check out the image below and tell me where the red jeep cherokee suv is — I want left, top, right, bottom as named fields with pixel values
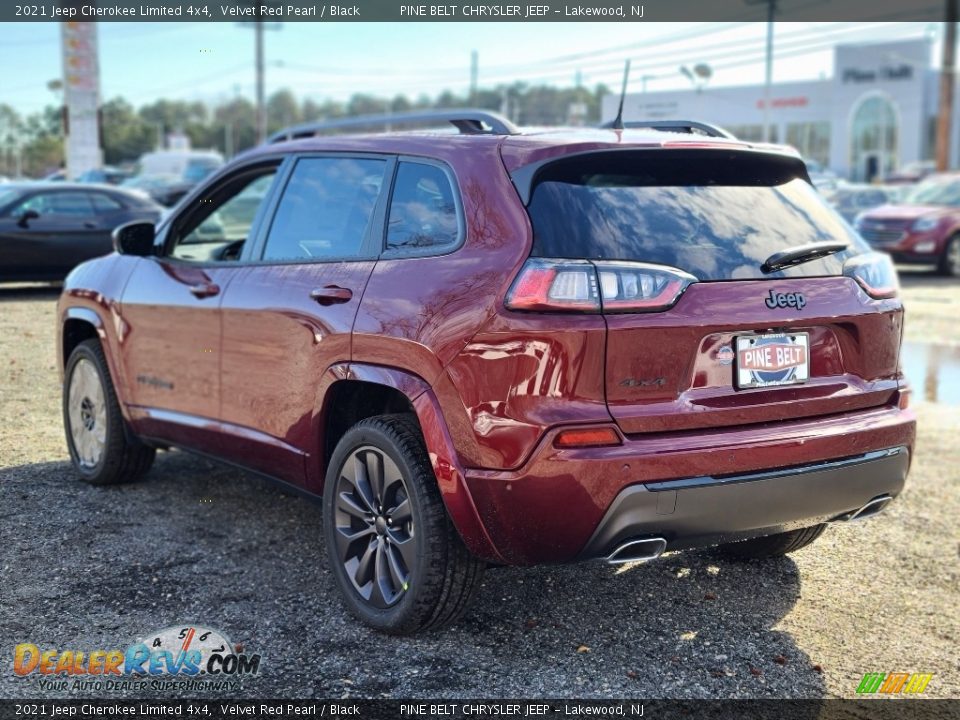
left=58, top=111, right=915, bottom=634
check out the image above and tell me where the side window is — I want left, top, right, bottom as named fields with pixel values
left=90, top=193, right=124, bottom=214
left=386, top=162, right=459, bottom=251
left=14, top=192, right=94, bottom=217
left=47, top=192, right=96, bottom=216
left=261, top=157, right=387, bottom=262
left=169, top=168, right=277, bottom=263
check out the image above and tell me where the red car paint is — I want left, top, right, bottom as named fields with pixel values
left=58, top=128, right=915, bottom=566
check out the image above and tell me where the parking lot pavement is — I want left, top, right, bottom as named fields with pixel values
left=1, top=276, right=957, bottom=699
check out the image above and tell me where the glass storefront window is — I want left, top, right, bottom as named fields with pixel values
left=850, top=94, right=899, bottom=183
left=785, top=122, right=831, bottom=167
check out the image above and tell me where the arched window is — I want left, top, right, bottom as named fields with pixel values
left=850, top=94, right=899, bottom=182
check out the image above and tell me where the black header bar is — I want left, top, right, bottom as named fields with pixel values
left=2, top=0, right=948, bottom=23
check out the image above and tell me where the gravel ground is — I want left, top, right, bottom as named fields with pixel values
left=0, top=269, right=957, bottom=700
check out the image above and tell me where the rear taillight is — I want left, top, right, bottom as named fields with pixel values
left=505, top=259, right=696, bottom=313
left=843, top=252, right=899, bottom=299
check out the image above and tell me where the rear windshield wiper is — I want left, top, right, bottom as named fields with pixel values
left=761, top=241, right=848, bottom=274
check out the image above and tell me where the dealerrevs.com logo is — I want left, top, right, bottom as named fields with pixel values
left=13, top=625, right=262, bottom=692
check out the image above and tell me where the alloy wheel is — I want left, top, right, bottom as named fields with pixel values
left=67, top=358, right=107, bottom=469
left=333, top=445, right=415, bottom=608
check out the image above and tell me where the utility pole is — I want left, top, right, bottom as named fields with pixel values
left=255, top=16, right=266, bottom=142
left=470, top=50, right=478, bottom=106
left=936, top=0, right=958, bottom=171
left=239, top=4, right=281, bottom=144
left=746, top=0, right=777, bottom=142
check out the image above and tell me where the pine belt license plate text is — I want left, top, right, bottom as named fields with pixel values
left=735, top=332, right=810, bottom=389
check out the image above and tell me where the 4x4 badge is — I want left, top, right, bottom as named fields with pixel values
left=765, top=290, right=806, bottom=310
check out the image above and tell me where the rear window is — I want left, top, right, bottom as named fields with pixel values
left=527, top=151, right=867, bottom=281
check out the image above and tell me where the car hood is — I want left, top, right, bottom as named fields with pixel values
left=859, top=204, right=952, bottom=221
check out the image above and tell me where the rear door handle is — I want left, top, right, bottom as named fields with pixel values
left=189, top=282, right=220, bottom=298
left=83, top=221, right=98, bottom=229
left=310, top=286, right=353, bottom=305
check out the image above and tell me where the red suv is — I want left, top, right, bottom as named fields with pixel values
left=58, top=111, right=915, bottom=634
left=854, top=172, right=960, bottom=276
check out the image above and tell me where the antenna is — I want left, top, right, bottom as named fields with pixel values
left=611, top=59, right=631, bottom=130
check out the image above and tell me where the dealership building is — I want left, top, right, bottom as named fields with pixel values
left=602, top=39, right=960, bottom=181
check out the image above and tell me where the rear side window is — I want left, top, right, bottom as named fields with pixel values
left=263, top=157, right=387, bottom=262
left=387, top=162, right=459, bottom=251
left=527, top=151, right=868, bottom=280
left=90, top=193, right=124, bottom=213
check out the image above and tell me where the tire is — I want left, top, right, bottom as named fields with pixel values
left=938, top=234, right=960, bottom=277
left=715, top=524, right=827, bottom=560
left=322, top=414, right=485, bottom=634
left=63, top=339, right=155, bottom=485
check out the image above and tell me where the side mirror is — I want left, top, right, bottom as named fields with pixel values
left=112, top=221, right=156, bottom=257
left=17, top=209, right=39, bottom=228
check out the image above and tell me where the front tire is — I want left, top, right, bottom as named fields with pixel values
left=938, top=234, right=960, bottom=277
left=322, top=414, right=485, bottom=634
left=63, top=339, right=155, bottom=485
left=715, top=524, right=827, bottom=560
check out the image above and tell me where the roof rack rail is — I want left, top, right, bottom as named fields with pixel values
left=599, top=119, right=736, bottom=139
left=267, top=109, right=519, bottom=144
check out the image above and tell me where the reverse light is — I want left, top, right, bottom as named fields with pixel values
left=911, top=216, right=939, bottom=232
left=554, top=427, right=622, bottom=449
left=595, top=262, right=697, bottom=312
left=506, top=259, right=696, bottom=313
left=843, top=252, right=900, bottom=299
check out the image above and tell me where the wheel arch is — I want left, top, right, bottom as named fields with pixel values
left=316, top=363, right=504, bottom=563
left=60, top=308, right=106, bottom=379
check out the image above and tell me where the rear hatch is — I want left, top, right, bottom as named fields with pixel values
left=511, top=148, right=903, bottom=435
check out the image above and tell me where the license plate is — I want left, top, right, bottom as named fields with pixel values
left=735, top=332, right=810, bottom=389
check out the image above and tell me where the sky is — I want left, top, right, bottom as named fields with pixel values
left=0, top=21, right=941, bottom=117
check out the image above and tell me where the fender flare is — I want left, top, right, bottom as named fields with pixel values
left=320, top=362, right=505, bottom=564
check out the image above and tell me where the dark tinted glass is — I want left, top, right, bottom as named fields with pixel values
left=90, top=193, right=124, bottom=213
left=387, top=163, right=459, bottom=251
left=263, top=157, right=387, bottom=261
left=527, top=151, right=868, bottom=281
left=19, top=192, right=95, bottom=217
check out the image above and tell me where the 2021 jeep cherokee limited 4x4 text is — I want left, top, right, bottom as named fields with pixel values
left=58, top=111, right=915, bottom=634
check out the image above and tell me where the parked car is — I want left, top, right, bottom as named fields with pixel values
left=854, top=173, right=960, bottom=276
left=882, top=160, right=936, bottom=185
left=137, top=150, right=224, bottom=184
left=830, top=183, right=904, bottom=224
left=803, top=158, right=839, bottom=195
left=76, top=166, right=133, bottom=186
left=0, top=182, right=162, bottom=283
left=58, top=111, right=914, bottom=634
left=120, top=174, right=194, bottom=207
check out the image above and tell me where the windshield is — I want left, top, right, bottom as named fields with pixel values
left=0, top=188, right=21, bottom=209
left=903, top=179, right=960, bottom=207
left=526, top=151, right=867, bottom=281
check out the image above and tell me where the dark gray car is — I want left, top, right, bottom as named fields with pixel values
left=0, top=183, right=162, bottom=282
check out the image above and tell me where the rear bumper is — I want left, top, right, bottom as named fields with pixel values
left=578, top=446, right=908, bottom=560
left=462, top=405, right=915, bottom=564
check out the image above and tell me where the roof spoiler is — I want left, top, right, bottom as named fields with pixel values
left=599, top=119, right=736, bottom=139
left=267, top=109, right=519, bottom=144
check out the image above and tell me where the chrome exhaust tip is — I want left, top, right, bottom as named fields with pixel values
left=605, top=537, right=668, bottom=565
left=836, top=494, right=894, bottom=522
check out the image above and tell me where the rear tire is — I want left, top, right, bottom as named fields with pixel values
left=938, top=234, right=960, bottom=277
left=322, top=414, right=485, bottom=634
left=63, top=339, right=155, bottom=485
left=715, top=524, right=827, bottom=560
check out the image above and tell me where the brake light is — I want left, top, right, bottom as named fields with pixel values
left=506, top=259, right=696, bottom=313
left=843, top=252, right=899, bottom=299
left=554, top=427, right=622, bottom=449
